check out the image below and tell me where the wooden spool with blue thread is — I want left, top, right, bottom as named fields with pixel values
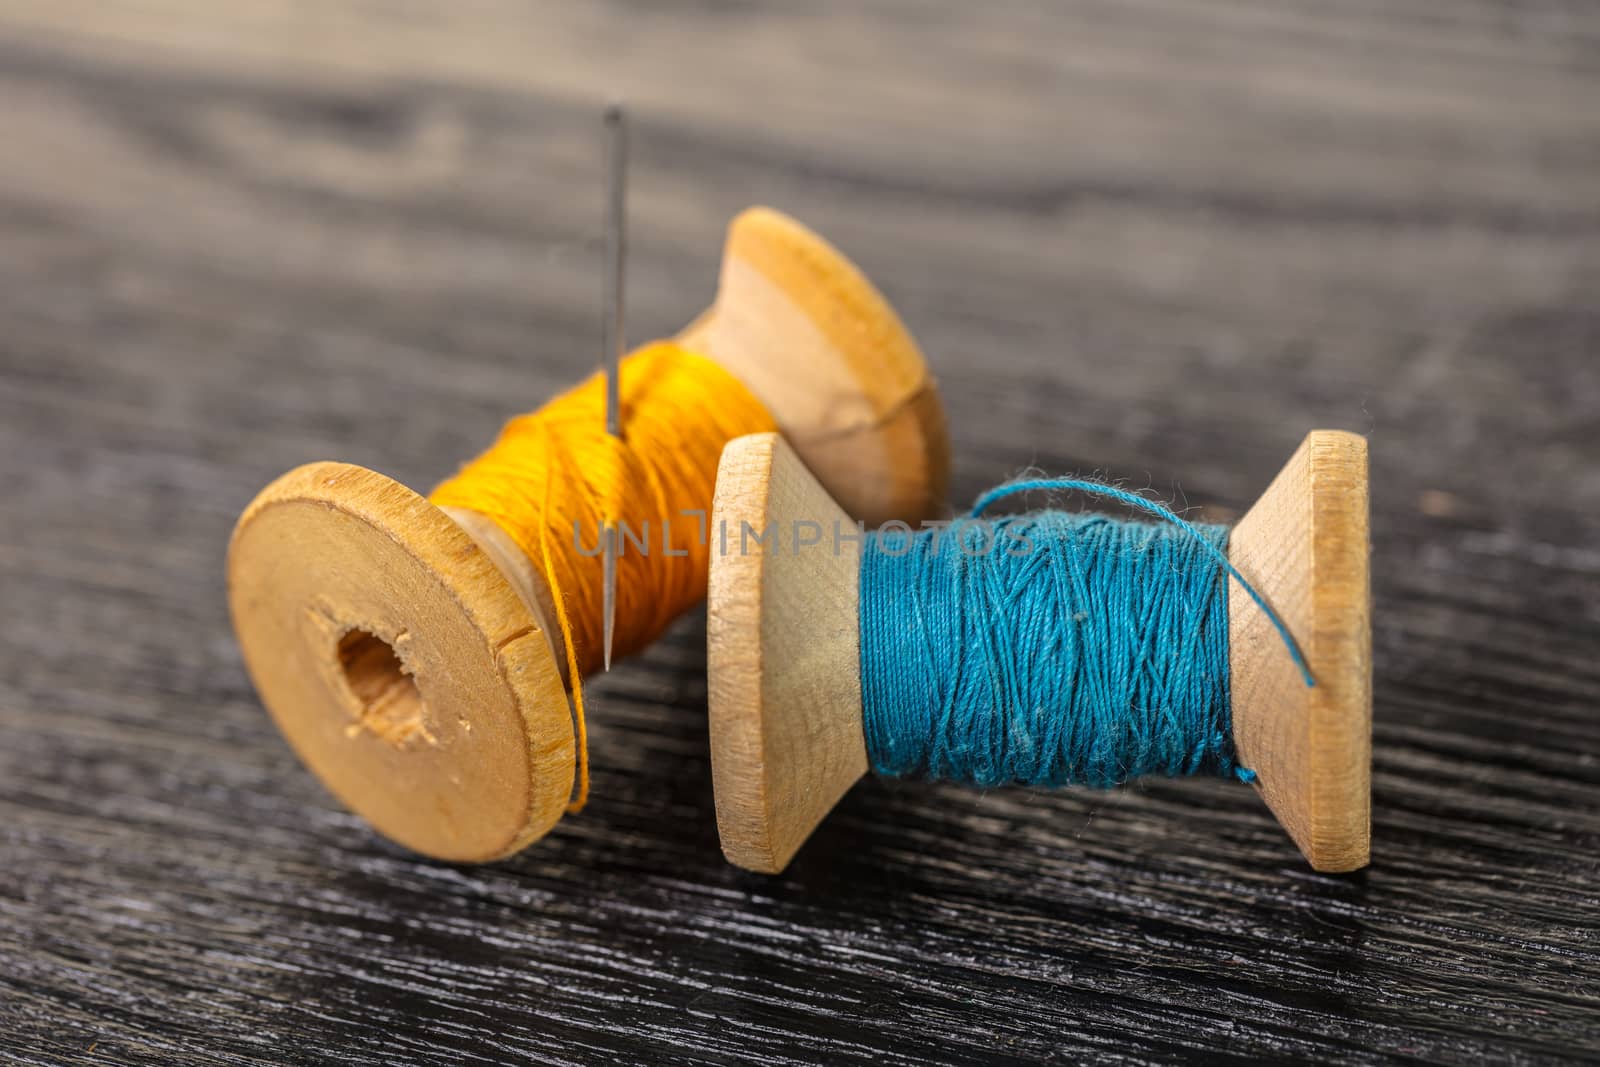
left=707, top=432, right=1371, bottom=874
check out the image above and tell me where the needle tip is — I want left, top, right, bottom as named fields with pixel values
left=602, top=531, right=617, bottom=673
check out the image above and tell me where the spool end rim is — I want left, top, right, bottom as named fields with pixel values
left=707, top=433, right=868, bottom=874
left=227, top=461, right=573, bottom=862
left=1229, top=430, right=1372, bottom=872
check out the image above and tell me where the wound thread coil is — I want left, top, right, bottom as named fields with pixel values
left=862, top=510, right=1241, bottom=788
left=431, top=341, right=777, bottom=807
left=859, top=480, right=1312, bottom=793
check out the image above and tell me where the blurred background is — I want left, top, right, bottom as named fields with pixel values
left=1, top=3, right=1596, bottom=1064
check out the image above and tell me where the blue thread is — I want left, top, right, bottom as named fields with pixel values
left=859, top=480, right=1312, bottom=791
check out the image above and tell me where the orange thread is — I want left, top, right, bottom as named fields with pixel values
left=429, top=341, right=778, bottom=810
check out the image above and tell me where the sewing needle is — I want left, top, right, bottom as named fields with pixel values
left=601, top=103, right=627, bottom=672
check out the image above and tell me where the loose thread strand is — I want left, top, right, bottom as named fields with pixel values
left=539, top=421, right=590, bottom=813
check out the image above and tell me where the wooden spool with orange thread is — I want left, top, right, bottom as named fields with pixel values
left=227, top=208, right=950, bottom=862
left=707, top=431, right=1371, bottom=875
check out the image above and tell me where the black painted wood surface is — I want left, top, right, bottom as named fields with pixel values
left=1, top=3, right=1597, bottom=1063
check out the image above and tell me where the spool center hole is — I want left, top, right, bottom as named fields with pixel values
left=337, top=629, right=430, bottom=748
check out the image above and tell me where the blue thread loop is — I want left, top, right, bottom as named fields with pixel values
left=858, top=479, right=1313, bottom=792
left=973, top=480, right=1314, bottom=688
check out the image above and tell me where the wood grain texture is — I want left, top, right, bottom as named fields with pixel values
left=229, top=461, right=576, bottom=863
left=1230, top=430, right=1372, bottom=872
left=680, top=207, right=950, bottom=529
left=1, top=2, right=1598, bottom=1064
left=708, top=433, right=868, bottom=875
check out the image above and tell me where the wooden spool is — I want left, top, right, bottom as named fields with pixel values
left=708, top=431, right=1371, bottom=874
left=227, top=208, right=950, bottom=863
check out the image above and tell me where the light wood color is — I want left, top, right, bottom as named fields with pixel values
left=707, top=431, right=1370, bottom=874
left=707, top=433, right=867, bottom=875
left=227, top=208, right=949, bottom=862
left=228, top=463, right=573, bottom=862
left=1228, top=431, right=1371, bottom=872
left=681, top=208, right=948, bottom=528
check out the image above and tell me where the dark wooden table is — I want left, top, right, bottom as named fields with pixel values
left=2, top=4, right=1597, bottom=1063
